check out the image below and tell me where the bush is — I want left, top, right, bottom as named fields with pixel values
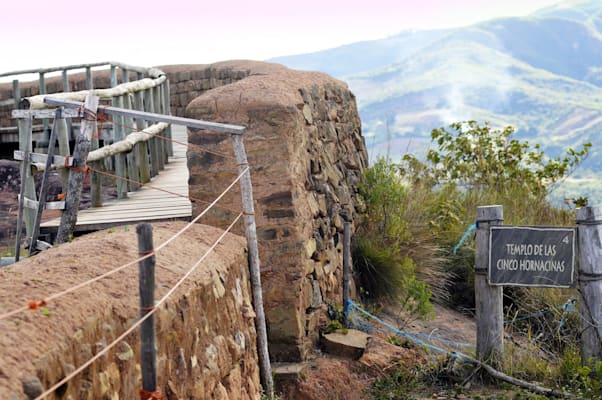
left=353, top=158, right=445, bottom=318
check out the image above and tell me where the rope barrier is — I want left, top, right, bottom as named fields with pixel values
left=0, top=167, right=249, bottom=323
left=346, top=300, right=466, bottom=359
left=453, top=222, right=477, bottom=255
left=33, top=212, right=243, bottom=400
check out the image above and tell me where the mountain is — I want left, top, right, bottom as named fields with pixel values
left=269, top=0, right=602, bottom=199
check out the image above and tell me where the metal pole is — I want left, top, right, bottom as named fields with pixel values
left=230, top=133, right=273, bottom=398
left=576, top=206, right=602, bottom=363
left=475, top=205, right=504, bottom=366
left=137, top=223, right=157, bottom=394
left=43, top=97, right=245, bottom=134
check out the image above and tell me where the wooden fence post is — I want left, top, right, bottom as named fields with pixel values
left=38, top=72, right=49, bottom=148
left=137, top=223, right=158, bottom=397
left=133, top=91, right=151, bottom=184
left=28, top=109, right=61, bottom=255
left=55, top=95, right=99, bottom=244
left=144, top=88, right=159, bottom=178
left=475, top=205, right=504, bottom=366
left=61, top=70, right=73, bottom=137
left=576, top=206, right=602, bottom=363
left=123, top=94, right=140, bottom=191
left=12, top=79, right=20, bottom=109
left=231, top=133, right=273, bottom=398
left=57, top=115, right=71, bottom=191
left=112, top=95, right=128, bottom=199
left=343, top=221, right=352, bottom=326
left=14, top=115, right=34, bottom=261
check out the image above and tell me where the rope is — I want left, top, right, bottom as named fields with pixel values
left=111, top=118, right=236, bottom=160
left=86, top=166, right=242, bottom=214
left=33, top=212, right=243, bottom=400
left=140, top=388, right=163, bottom=400
left=0, top=167, right=248, bottom=323
left=346, top=300, right=466, bottom=359
left=502, top=298, right=576, bottom=333
left=453, top=222, right=477, bottom=255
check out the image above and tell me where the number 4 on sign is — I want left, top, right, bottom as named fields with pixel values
left=562, top=236, right=570, bottom=244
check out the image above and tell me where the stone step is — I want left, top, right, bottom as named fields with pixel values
left=322, top=329, right=370, bottom=359
left=272, top=362, right=312, bottom=398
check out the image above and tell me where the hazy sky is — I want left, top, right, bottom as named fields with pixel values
left=1, top=0, right=563, bottom=74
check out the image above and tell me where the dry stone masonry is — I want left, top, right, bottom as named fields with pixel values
left=180, top=61, right=368, bottom=361
left=0, top=222, right=260, bottom=399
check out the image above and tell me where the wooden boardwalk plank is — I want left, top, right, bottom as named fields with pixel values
left=41, top=125, right=192, bottom=232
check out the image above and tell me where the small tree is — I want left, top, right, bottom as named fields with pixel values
left=418, top=120, right=591, bottom=199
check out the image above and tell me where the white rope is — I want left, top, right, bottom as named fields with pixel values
left=0, top=167, right=249, bottom=322
left=34, top=212, right=243, bottom=400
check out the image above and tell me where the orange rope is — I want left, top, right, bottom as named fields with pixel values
left=0, top=167, right=249, bottom=323
left=32, top=212, right=243, bottom=400
left=140, top=388, right=163, bottom=400
left=109, top=117, right=236, bottom=160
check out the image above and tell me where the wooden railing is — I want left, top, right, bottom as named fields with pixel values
left=6, top=62, right=175, bottom=252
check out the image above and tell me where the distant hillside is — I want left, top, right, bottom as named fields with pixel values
left=270, top=0, right=602, bottom=200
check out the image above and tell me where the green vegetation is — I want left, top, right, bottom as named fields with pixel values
left=357, top=121, right=595, bottom=398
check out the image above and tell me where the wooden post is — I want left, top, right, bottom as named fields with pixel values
left=57, top=117, right=71, bottom=192
left=38, top=72, right=49, bottom=149
left=137, top=223, right=157, bottom=394
left=343, top=221, right=352, bottom=325
left=29, top=109, right=61, bottom=255
left=122, top=68, right=130, bottom=83
left=61, top=71, right=73, bottom=138
left=12, top=79, right=20, bottom=109
left=576, top=206, right=602, bottom=363
left=112, top=95, right=128, bottom=199
left=162, top=80, right=174, bottom=156
left=133, top=91, right=151, bottom=184
left=85, top=66, right=93, bottom=90
left=144, top=88, right=159, bottom=178
left=230, top=133, right=273, bottom=398
left=55, top=95, right=99, bottom=244
left=14, top=115, right=34, bottom=261
left=153, top=86, right=165, bottom=171
left=90, top=102, right=102, bottom=207
left=475, top=205, right=504, bottom=366
left=123, top=94, right=140, bottom=191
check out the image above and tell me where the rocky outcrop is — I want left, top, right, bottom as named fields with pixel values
left=182, top=61, right=368, bottom=361
left=0, top=222, right=260, bottom=399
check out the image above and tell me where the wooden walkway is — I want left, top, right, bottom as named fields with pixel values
left=40, top=125, right=191, bottom=233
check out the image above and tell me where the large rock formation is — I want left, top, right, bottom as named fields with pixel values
left=181, top=61, right=368, bottom=361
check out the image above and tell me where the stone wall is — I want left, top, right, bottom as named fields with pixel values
left=181, top=61, right=368, bottom=361
left=0, top=60, right=369, bottom=364
left=0, top=222, right=261, bottom=399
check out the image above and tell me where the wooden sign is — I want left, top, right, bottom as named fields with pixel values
left=488, top=226, right=576, bottom=288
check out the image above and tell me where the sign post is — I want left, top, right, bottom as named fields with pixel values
left=576, top=206, right=602, bottom=363
left=475, top=205, right=504, bottom=366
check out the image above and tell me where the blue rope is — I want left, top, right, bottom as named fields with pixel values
left=346, top=300, right=467, bottom=359
left=453, top=222, right=477, bottom=255
left=503, top=297, right=576, bottom=332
